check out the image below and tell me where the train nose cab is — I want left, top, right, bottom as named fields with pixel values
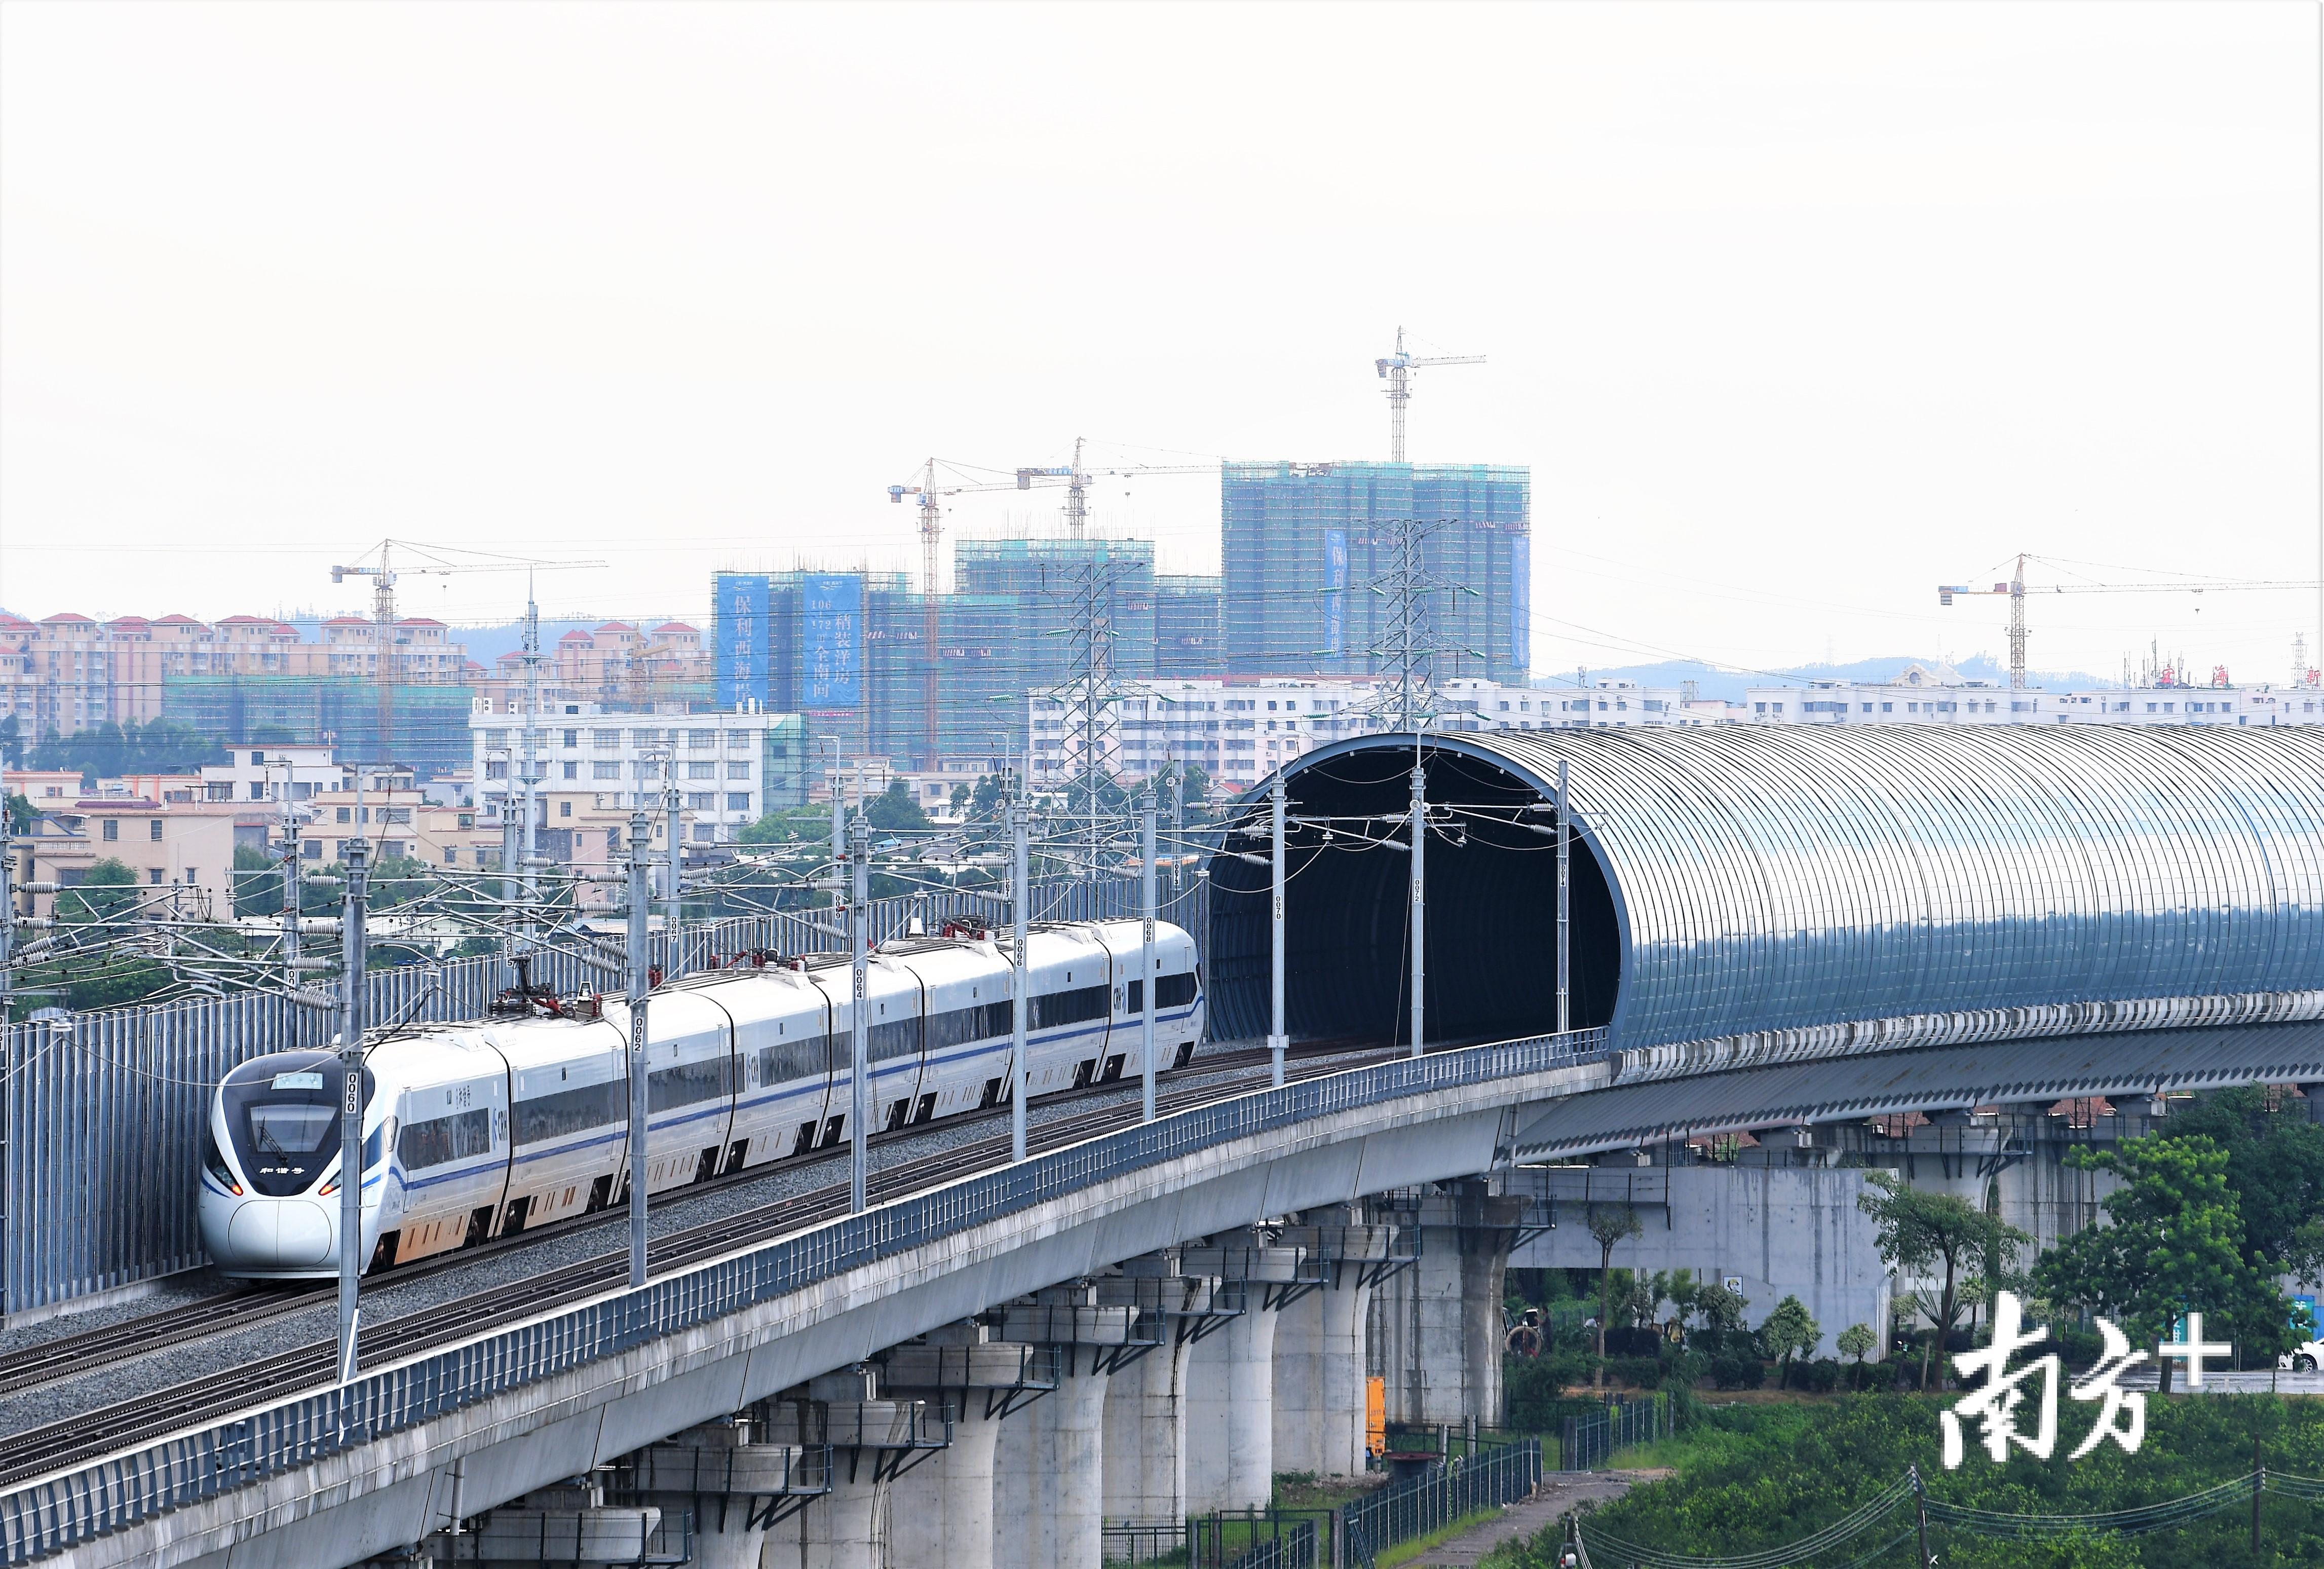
left=199, top=1050, right=392, bottom=1280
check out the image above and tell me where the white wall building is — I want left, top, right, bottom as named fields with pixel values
left=1742, top=662, right=2322, bottom=729
left=199, top=744, right=343, bottom=803
left=1031, top=674, right=1696, bottom=794
left=468, top=700, right=803, bottom=844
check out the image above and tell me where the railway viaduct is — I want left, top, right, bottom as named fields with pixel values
left=3, top=727, right=2319, bottom=1568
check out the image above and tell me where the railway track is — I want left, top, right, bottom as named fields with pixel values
left=0, top=1040, right=1390, bottom=1488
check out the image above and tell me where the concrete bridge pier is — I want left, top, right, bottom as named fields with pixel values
left=616, top=1420, right=828, bottom=1569
left=1372, top=1182, right=1526, bottom=1428
left=1096, top=1257, right=1229, bottom=1531
left=426, top=1479, right=661, bottom=1566
left=993, top=1286, right=1137, bottom=1569
left=881, top=1327, right=1052, bottom=1569
left=1271, top=1211, right=1396, bottom=1477
left=756, top=1369, right=946, bottom=1569
left=1182, top=1237, right=1309, bottom=1512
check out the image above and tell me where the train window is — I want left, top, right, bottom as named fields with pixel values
left=1033, top=984, right=1108, bottom=1031
left=513, top=1080, right=623, bottom=1144
left=757, top=1033, right=831, bottom=1086
left=1157, top=974, right=1197, bottom=1009
left=925, top=1000, right=1013, bottom=1051
left=1125, top=979, right=1140, bottom=1015
left=868, top=1015, right=920, bottom=1063
left=398, top=1107, right=494, bottom=1170
left=649, top=1057, right=735, bottom=1112
left=219, top=1054, right=376, bottom=1198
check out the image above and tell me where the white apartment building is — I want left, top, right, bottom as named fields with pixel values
left=468, top=699, right=803, bottom=844
left=1742, top=662, right=2323, bottom=728
left=200, top=744, right=343, bottom=803
left=1031, top=674, right=1696, bottom=794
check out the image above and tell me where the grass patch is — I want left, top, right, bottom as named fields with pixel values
left=1485, top=1394, right=2324, bottom=1568
left=1374, top=1506, right=1503, bottom=1567
left=1273, top=1471, right=1382, bottom=1513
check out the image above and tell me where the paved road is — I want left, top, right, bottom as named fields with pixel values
left=2117, top=1368, right=2324, bottom=1394
left=1403, top=1470, right=1667, bottom=1567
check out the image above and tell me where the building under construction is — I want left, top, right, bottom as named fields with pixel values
left=716, top=545, right=1176, bottom=768
left=1221, top=460, right=1531, bottom=682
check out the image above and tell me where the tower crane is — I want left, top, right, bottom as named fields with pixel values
left=1937, top=552, right=2322, bottom=691
left=1375, top=326, right=1484, bottom=463
left=328, top=541, right=602, bottom=764
left=888, top=443, right=1220, bottom=767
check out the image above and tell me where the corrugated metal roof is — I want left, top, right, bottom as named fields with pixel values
left=1230, top=726, right=2324, bottom=1053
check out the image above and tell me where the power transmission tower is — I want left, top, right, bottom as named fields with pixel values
left=1042, top=553, right=1135, bottom=891
left=1352, top=515, right=1476, bottom=1059
left=1359, top=515, right=1477, bottom=731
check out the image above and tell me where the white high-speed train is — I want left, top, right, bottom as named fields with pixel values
left=200, top=919, right=1203, bottom=1281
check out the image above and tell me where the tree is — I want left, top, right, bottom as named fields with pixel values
left=2033, top=1134, right=2296, bottom=1393
left=1758, top=1294, right=1821, bottom=1388
left=231, top=843, right=280, bottom=917
left=863, top=780, right=931, bottom=834
left=4, top=792, right=34, bottom=833
left=27, top=718, right=226, bottom=782
left=1836, top=1321, right=1877, bottom=1373
left=2159, top=1087, right=2324, bottom=1289
left=948, top=783, right=971, bottom=817
left=1857, top=1170, right=2029, bottom=1390
left=1664, top=1267, right=1701, bottom=1331
left=0, top=714, right=21, bottom=769
left=1587, top=1203, right=1644, bottom=1387
left=1694, top=1280, right=1748, bottom=1337
left=736, top=804, right=836, bottom=845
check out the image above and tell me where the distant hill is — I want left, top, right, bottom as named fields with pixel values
left=1530, top=655, right=2112, bottom=704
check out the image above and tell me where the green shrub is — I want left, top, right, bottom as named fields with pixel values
left=1801, top=1358, right=1842, bottom=1393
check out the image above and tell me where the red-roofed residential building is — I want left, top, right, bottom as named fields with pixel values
left=474, top=620, right=714, bottom=712
left=3, top=610, right=469, bottom=740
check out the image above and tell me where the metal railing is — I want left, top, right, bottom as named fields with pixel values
left=1560, top=1393, right=1668, bottom=1472
left=437, top=1505, right=693, bottom=1565
left=1341, top=1438, right=1543, bottom=1569
left=1184, top=1508, right=1331, bottom=1568
left=1228, top=1517, right=1318, bottom=1569
left=0, top=877, right=1205, bottom=1317
left=1103, top=1517, right=1186, bottom=1564
left=0, top=1023, right=1603, bottom=1563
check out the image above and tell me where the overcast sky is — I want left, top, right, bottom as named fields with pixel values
left=3, top=2, right=2316, bottom=684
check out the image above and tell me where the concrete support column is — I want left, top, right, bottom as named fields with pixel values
left=1186, top=1288, right=1281, bottom=1512
left=884, top=1329, right=1049, bottom=1569
left=992, top=1399, right=1033, bottom=1569
left=1030, top=1348, right=1110, bottom=1569
left=1180, top=1237, right=1307, bottom=1513
left=1101, top=1332, right=1196, bottom=1528
left=991, top=1287, right=1133, bottom=1569
left=1270, top=1214, right=1393, bottom=1475
left=1317, top=1275, right=1375, bottom=1476
left=622, top=1422, right=823, bottom=1569
left=757, top=1370, right=943, bottom=1569
left=797, top=1461, right=886, bottom=1569
left=1271, top=1286, right=1328, bottom=1478
left=1375, top=1185, right=1522, bottom=1427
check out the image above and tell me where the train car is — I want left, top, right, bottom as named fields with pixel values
left=201, top=918, right=1204, bottom=1281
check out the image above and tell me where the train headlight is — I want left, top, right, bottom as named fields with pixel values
left=202, top=1127, right=242, bottom=1197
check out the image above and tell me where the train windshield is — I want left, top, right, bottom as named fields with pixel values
left=219, top=1052, right=376, bottom=1198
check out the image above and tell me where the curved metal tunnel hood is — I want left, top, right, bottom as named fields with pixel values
left=1206, top=725, right=2324, bottom=1053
